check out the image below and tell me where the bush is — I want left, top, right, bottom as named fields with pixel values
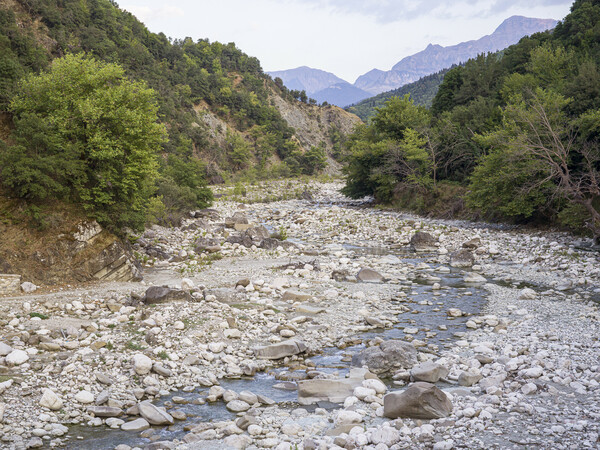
left=0, top=53, right=166, bottom=231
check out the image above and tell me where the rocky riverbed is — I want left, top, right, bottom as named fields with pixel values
left=0, top=181, right=599, bottom=450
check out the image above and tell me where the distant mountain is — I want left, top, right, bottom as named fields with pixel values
left=269, top=16, right=556, bottom=107
left=347, top=68, right=451, bottom=121
left=267, top=66, right=371, bottom=107
left=268, top=66, right=347, bottom=94
left=312, top=83, right=373, bottom=107
left=355, top=16, right=558, bottom=95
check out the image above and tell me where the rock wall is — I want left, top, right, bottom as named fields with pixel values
left=0, top=274, right=20, bottom=295
left=0, top=220, right=142, bottom=287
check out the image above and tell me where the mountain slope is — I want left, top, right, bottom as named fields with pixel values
left=0, top=0, right=360, bottom=182
left=355, top=16, right=557, bottom=95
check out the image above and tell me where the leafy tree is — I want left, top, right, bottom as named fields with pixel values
left=0, top=53, right=166, bottom=230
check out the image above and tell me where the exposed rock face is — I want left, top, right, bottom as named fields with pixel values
left=0, top=274, right=20, bottom=295
left=384, top=382, right=453, bottom=419
left=410, top=232, right=438, bottom=252
left=352, top=340, right=418, bottom=375
left=0, top=220, right=141, bottom=286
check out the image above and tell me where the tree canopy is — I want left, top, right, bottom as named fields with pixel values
left=0, top=53, right=166, bottom=231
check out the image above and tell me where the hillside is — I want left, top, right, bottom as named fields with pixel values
left=347, top=68, right=451, bottom=121
left=355, top=16, right=557, bottom=95
left=342, top=0, right=600, bottom=241
left=0, top=0, right=360, bottom=182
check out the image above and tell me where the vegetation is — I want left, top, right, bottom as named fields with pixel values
left=1, top=54, right=165, bottom=230
left=0, top=0, right=331, bottom=231
left=342, top=0, right=600, bottom=241
left=347, top=69, right=450, bottom=121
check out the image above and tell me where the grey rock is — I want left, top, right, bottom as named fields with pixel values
left=121, top=418, right=150, bottom=432
left=0, top=342, right=13, bottom=357
left=384, top=382, right=453, bottom=419
left=138, top=401, right=174, bottom=426
left=356, top=267, right=384, bottom=283
left=86, top=406, right=123, bottom=418
left=226, top=400, right=251, bottom=412
left=298, top=379, right=357, bottom=405
left=143, top=286, right=192, bottom=304
left=411, top=232, right=438, bottom=252
left=462, top=238, right=481, bottom=249
left=352, top=340, right=417, bottom=375
left=254, top=340, right=307, bottom=360
left=282, top=290, right=312, bottom=302
left=449, top=249, right=474, bottom=268
left=458, top=372, right=483, bottom=387
left=410, top=361, right=449, bottom=383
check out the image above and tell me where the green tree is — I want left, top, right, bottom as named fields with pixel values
left=0, top=53, right=166, bottom=231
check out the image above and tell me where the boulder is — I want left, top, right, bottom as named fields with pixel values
left=518, top=288, right=537, bottom=300
left=462, top=238, right=481, bottom=249
left=75, top=390, right=95, bottom=404
left=356, top=268, right=384, bottom=283
left=0, top=342, right=13, bottom=356
left=254, top=340, right=307, bottom=360
left=143, top=286, right=192, bottom=304
left=20, top=282, right=37, bottom=293
left=87, top=406, right=123, bottom=418
left=449, top=249, right=474, bottom=268
left=282, top=290, right=311, bottom=302
left=193, top=208, right=221, bottom=221
left=298, top=379, right=357, bottom=405
left=39, top=389, right=63, bottom=411
left=352, top=340, right=417, bottom=375
left=132, top=353, right=153, bottom=375
left=458, top=372, right=483, bottom=387
left=463, top=272, right=486, bottom=284
left=121, top=418, right=150, bottom=432
left=226, top=400, right=251, bottom=412
left=410, top=361, right=449, bottom=383
left=6, top=349, right=29, bottom=366
left=194, top=237, right=220, bottom=253
left=225, top=212, right=249, bottom=228
left=410, top=232, right=438, bottom=252
left=384, top=382, right=452, bottom=419
left=259, top=238, right=282, bottom=250
left=138, top=401, right=174, bottom=425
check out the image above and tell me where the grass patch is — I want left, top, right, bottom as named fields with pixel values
left=29, top=312, right=48, bottom=320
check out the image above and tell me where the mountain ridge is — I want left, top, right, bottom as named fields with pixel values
left=270, top=15, right=558, bottom=105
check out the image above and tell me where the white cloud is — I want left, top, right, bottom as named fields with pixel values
left=125, top=5, right=185, bottom=22
left=291, top=0, right=570, bottom=23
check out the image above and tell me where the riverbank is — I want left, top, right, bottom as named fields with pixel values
left=0, top=181, right=598, bottom=449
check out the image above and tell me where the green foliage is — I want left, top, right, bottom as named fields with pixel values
left=342, top=96, right=431, bottom=202
left=343, top=1, right=600, bottom=238
left=349, top=68, right=450, bottom=121
left=0, top=53, right=165, bottom=231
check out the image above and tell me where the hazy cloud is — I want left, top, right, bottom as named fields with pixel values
left=293, top=0, right=570, bottom=23
left=126, top=5, right=185, bottom=22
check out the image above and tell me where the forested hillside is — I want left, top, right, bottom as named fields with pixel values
left=347, top=69, right=450, bottom=121
left=0, top=0, right=357, bottom=231
left=342, top=0, right=600, bottom=241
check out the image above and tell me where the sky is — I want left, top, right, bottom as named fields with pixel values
left=119, top=0, right=573, bottom=83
